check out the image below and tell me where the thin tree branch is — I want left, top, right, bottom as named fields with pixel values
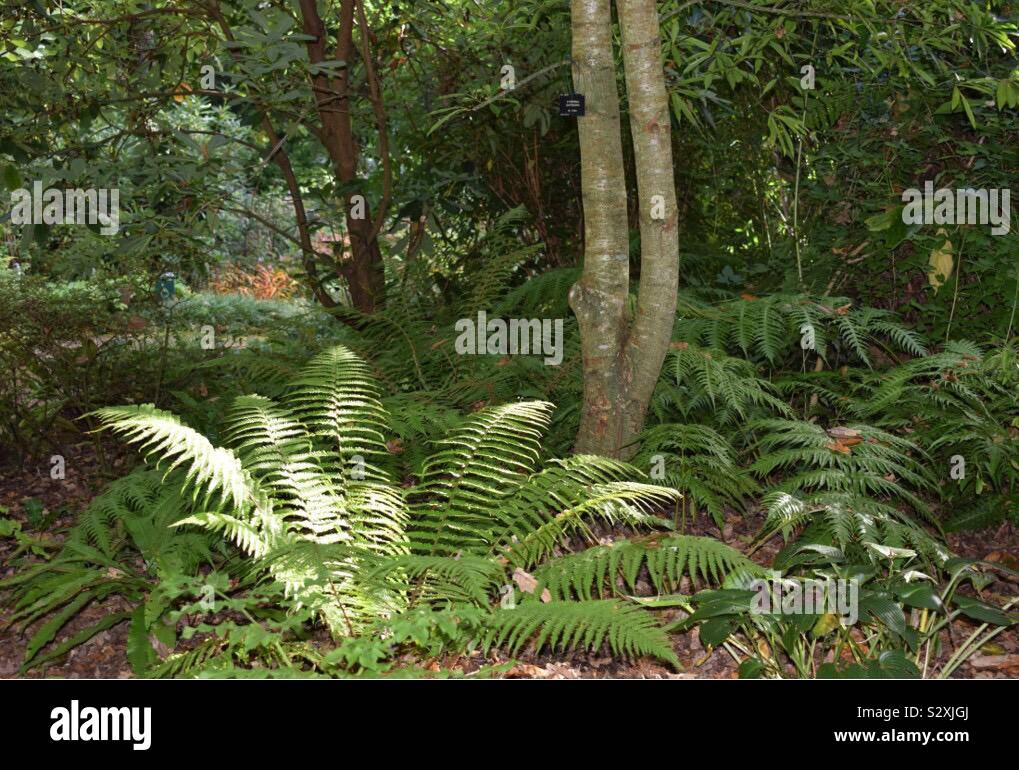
left=470, top=59, right=570, bottom=113
left=356, top=0, right=392, bottom=244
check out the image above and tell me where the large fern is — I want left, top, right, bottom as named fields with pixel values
left=674, top=292, right=926, bottom=367
left=11, top=342, right=771, bottom=672
left=91, top=349, right=409, bottom=633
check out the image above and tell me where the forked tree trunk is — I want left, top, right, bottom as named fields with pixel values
left=570, top=0, right=678, bottom=458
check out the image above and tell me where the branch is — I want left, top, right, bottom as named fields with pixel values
left=356, top=0, right=391, bottom=244
left=217, top=204, right=303, bottom=250
left=470, top=60, right=570, bottom=113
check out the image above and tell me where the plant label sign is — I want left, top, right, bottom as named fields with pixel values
left=558, top=93, right=585, bottom=117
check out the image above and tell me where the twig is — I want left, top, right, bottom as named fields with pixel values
left=470, top=60, right=570, bottom=113
left=356, top=0, right=392, bottom=244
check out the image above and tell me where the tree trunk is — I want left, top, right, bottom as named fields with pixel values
left=569, top=0, right=631, bottom=456
left=570, top=0, right=678, bottom=458
left=616, top=0, right=680, bottom=445
left=209, top=3, right=336, bottom=308
left=298, top=0, right=386, bottom=313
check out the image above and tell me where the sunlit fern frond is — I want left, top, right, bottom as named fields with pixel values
left=287, top=345, right=393, bottom=478
left=408, top=400, right=553, bottom=556
left=223, top=394, right=352, bottom=543
left=92, top=404, right=260, bottom=513
left=503, top=480, right=679, bottom=569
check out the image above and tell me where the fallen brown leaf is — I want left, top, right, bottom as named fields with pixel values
left=511, top=568, right=539, bottom=594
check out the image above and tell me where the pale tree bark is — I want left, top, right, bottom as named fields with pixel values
left=569, top=0, right=631, bottom=455
left=616, top=0, right=680, bottom=445
left=570, top=0, right=678, bottom=458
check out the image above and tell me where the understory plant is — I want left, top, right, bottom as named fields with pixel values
left=3, top=345, right=761, bottom=676
left=673, top=556, right=1016, bottom=679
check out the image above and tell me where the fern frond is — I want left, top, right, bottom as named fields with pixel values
left=409, top=400, right=553, bottom=555
left=287, top=345, right=392, bottom=473
left=634, top=423, right=760, bottom=526
left=505, top=482, right=679, bottom=568
left=92, top=404, right=259, bottom=513
left=480, top=599, right=679, bottom=667
left=363, top=553, right=504, bottom=606
left=535, top=534, right=761, bottom=600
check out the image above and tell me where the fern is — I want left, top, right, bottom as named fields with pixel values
left=10, top=345, right=740, bottom=671
left=651, top=344, right=791, bottom=425
left=479, top=599, right=679, bottom=667
left=534, top=534, right=762, bottom=601
left=495, top=266, right=581, bottom=318
left=0, top=470, right=216, bottom=670
left=287, top=345, right=393, bottom=471
left=634, top=423, right=760, bottom=527
left=749, top=418, right=933, bottom=517
left=760, top=490, right=949, bottom=569
left=363, top=553, right=504, bottom=605
left=850, top=341, right=1018, bottom=517
left=675, top=293, right=927, bottom=367
left=92, top=404, right=260, bottom=513
left=408, top=400, right=553, bottom=555
left=91, top=349, right=409, bottom=633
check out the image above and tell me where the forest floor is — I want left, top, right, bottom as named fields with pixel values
left=2, top=441, right=1017, bottom=679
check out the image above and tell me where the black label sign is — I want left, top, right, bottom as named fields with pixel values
left=557, top=93, right=585, bottom=117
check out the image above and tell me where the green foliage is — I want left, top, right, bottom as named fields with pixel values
left=534, top=534, right=761, bottom=601
left=4, top=345, right=708, bottom=673
left=3, top=0, right=1017, bottom=682
left=633, top=423, right=759, bottom=528
left=674, top=294, right=927, bottom=368
left=750, top=420, right=930, bottom=507
left=673, top=560, right=1015, bottom=679
left=480, top=600, right=679, bottom=668
left=0, top=470, right=216, bottom=672
left=652, top=344, right=791, bottom=425
left=746, top=418, right=951, bottom=568
left=852, top=340, right=1019, bottom=529
left=816, top=652, right=921, bottom=680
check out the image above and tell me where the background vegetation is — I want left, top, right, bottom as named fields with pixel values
left=1, top=0, right=1016, bottom=679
